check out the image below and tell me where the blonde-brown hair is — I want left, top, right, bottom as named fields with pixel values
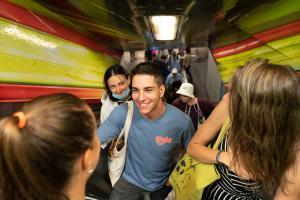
left=0, top=93, right=97, bottom=200
left=229, top=58, right=300, bottom=193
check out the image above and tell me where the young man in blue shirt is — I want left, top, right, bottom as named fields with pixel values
left=98, top=62, right=194, bottom=200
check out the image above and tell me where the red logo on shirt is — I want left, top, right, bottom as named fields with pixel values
left=155, top=136, right=173, bottom=145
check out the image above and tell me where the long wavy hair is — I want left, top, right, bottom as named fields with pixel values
left=229, top=58, right=300, bottom=193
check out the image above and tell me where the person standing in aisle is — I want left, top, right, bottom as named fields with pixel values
left=98, top=62, right=195, bottom=200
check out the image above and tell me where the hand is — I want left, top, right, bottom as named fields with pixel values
left=219, top=150, right=230, bottom=166
left=165, top=180, right=171, bottom=187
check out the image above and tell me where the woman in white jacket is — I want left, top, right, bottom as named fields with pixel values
left=87, top=64, right=131, bottom=199
left=101, top=64, right=131, bottom=123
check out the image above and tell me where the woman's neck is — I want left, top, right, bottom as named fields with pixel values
left=64, top=174, right=86, bottom=200
left=65, top=185, right=85, bottom=200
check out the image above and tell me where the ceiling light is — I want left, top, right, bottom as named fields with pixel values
left=148, top=15, right=179, bottom=40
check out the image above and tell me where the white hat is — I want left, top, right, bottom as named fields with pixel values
left=176, top=83, right=195, bottom=98
left=171, top=68, right=178, bottom=73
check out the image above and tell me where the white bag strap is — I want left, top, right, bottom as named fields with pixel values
left=124, top=101, right=134, bottom=144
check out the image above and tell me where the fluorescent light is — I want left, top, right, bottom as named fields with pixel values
left=149, top=15, right=179, bottom=40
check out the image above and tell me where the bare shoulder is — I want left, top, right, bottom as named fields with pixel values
left=274, top=150, right=300, bottom=200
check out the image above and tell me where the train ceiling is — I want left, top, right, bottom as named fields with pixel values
left=6, top=0, right=275, bottom=51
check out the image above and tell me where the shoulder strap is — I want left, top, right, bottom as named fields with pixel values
left=195, top=101, right=204, bottom=124
left=124, top=101, right=134, bottom=144
left=212, top=118, right=230, bottom=150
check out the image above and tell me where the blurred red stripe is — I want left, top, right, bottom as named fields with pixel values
left=213, top=20, right=300, bottom=58
left=0, top=84, right=103, bottom=102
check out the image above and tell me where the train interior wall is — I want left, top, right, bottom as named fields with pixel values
left=0, top=0, right=299, bottom=199
left=1, top=0, right=300, bottom=121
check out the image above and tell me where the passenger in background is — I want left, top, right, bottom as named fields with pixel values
left=165, top=68, right=184, bottom=103
left=145, top=49, right=153, bottom=62
left=101, top=64, right=131, bottom=124
left=187, top=58, right=300, bottom=199
left=165, top=68, right=184, bottom=89
left=183, top=48, right=193, bottom=83
left=98, top=62, right=194, bottom=200
left=0, top=93, right=100, bottom=200
left=158, top=54, right=170, bottom=83
left=168, top=50, right=180, bottom=72
left=178, top=49, right=185, bottom=72
left=151, top=53, right=158, bottom=63
left=172, top=82, right=217, bottom=130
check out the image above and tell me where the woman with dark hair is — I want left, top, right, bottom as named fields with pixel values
left=0, top=93, right=100, bottom=200
left=91, top=64, right=131, bottom=198
left=187, top=58, right=300, bottom=199
left=101, top=64, right=131, bottom=123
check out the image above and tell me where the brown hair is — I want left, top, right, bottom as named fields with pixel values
left=229, top=58, right=300, bottom=192
left=0, top=93, right=97, bottom=200
left=131, top=62, right=164, bottom=86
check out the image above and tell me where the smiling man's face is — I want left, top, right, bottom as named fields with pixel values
left=131, top=74, right=165, bottom=120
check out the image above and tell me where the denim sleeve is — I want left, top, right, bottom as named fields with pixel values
left=97, top=103, right=127, bottom=144
left=182, top=118, right=195, bottom=149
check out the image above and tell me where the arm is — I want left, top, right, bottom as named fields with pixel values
left=98, top=103, right=127, bottom=145
left=182, top=57, right=187, bottom=69
left=187, top=93, right=230, bottom=164
left=274, top=153, right=300, bottom=200
left=178, top=74, right=184, bottom=82
left=183, top=56, right=190, bottom=69
left=182, top=118, right=196, bottom=149
left=165, top=75, right=171, bottom=86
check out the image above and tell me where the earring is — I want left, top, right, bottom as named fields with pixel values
left=87, top=162, right=95, bottom=174
left=88, top=168, right=95, bottom=174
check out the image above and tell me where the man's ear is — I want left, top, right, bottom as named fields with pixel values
left=159, top=84, right=165, bottom=98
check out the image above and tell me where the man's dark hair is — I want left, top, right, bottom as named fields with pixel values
left=186, top=48, right=191, bottom=54
left=131, top=62, right=164, bottom=85
left=145, top=50, right=152, bottom=61
left=160, top=55, right=167, bottom=60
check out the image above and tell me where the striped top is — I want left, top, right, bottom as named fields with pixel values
left=202, top=134, right=263, bottom=200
